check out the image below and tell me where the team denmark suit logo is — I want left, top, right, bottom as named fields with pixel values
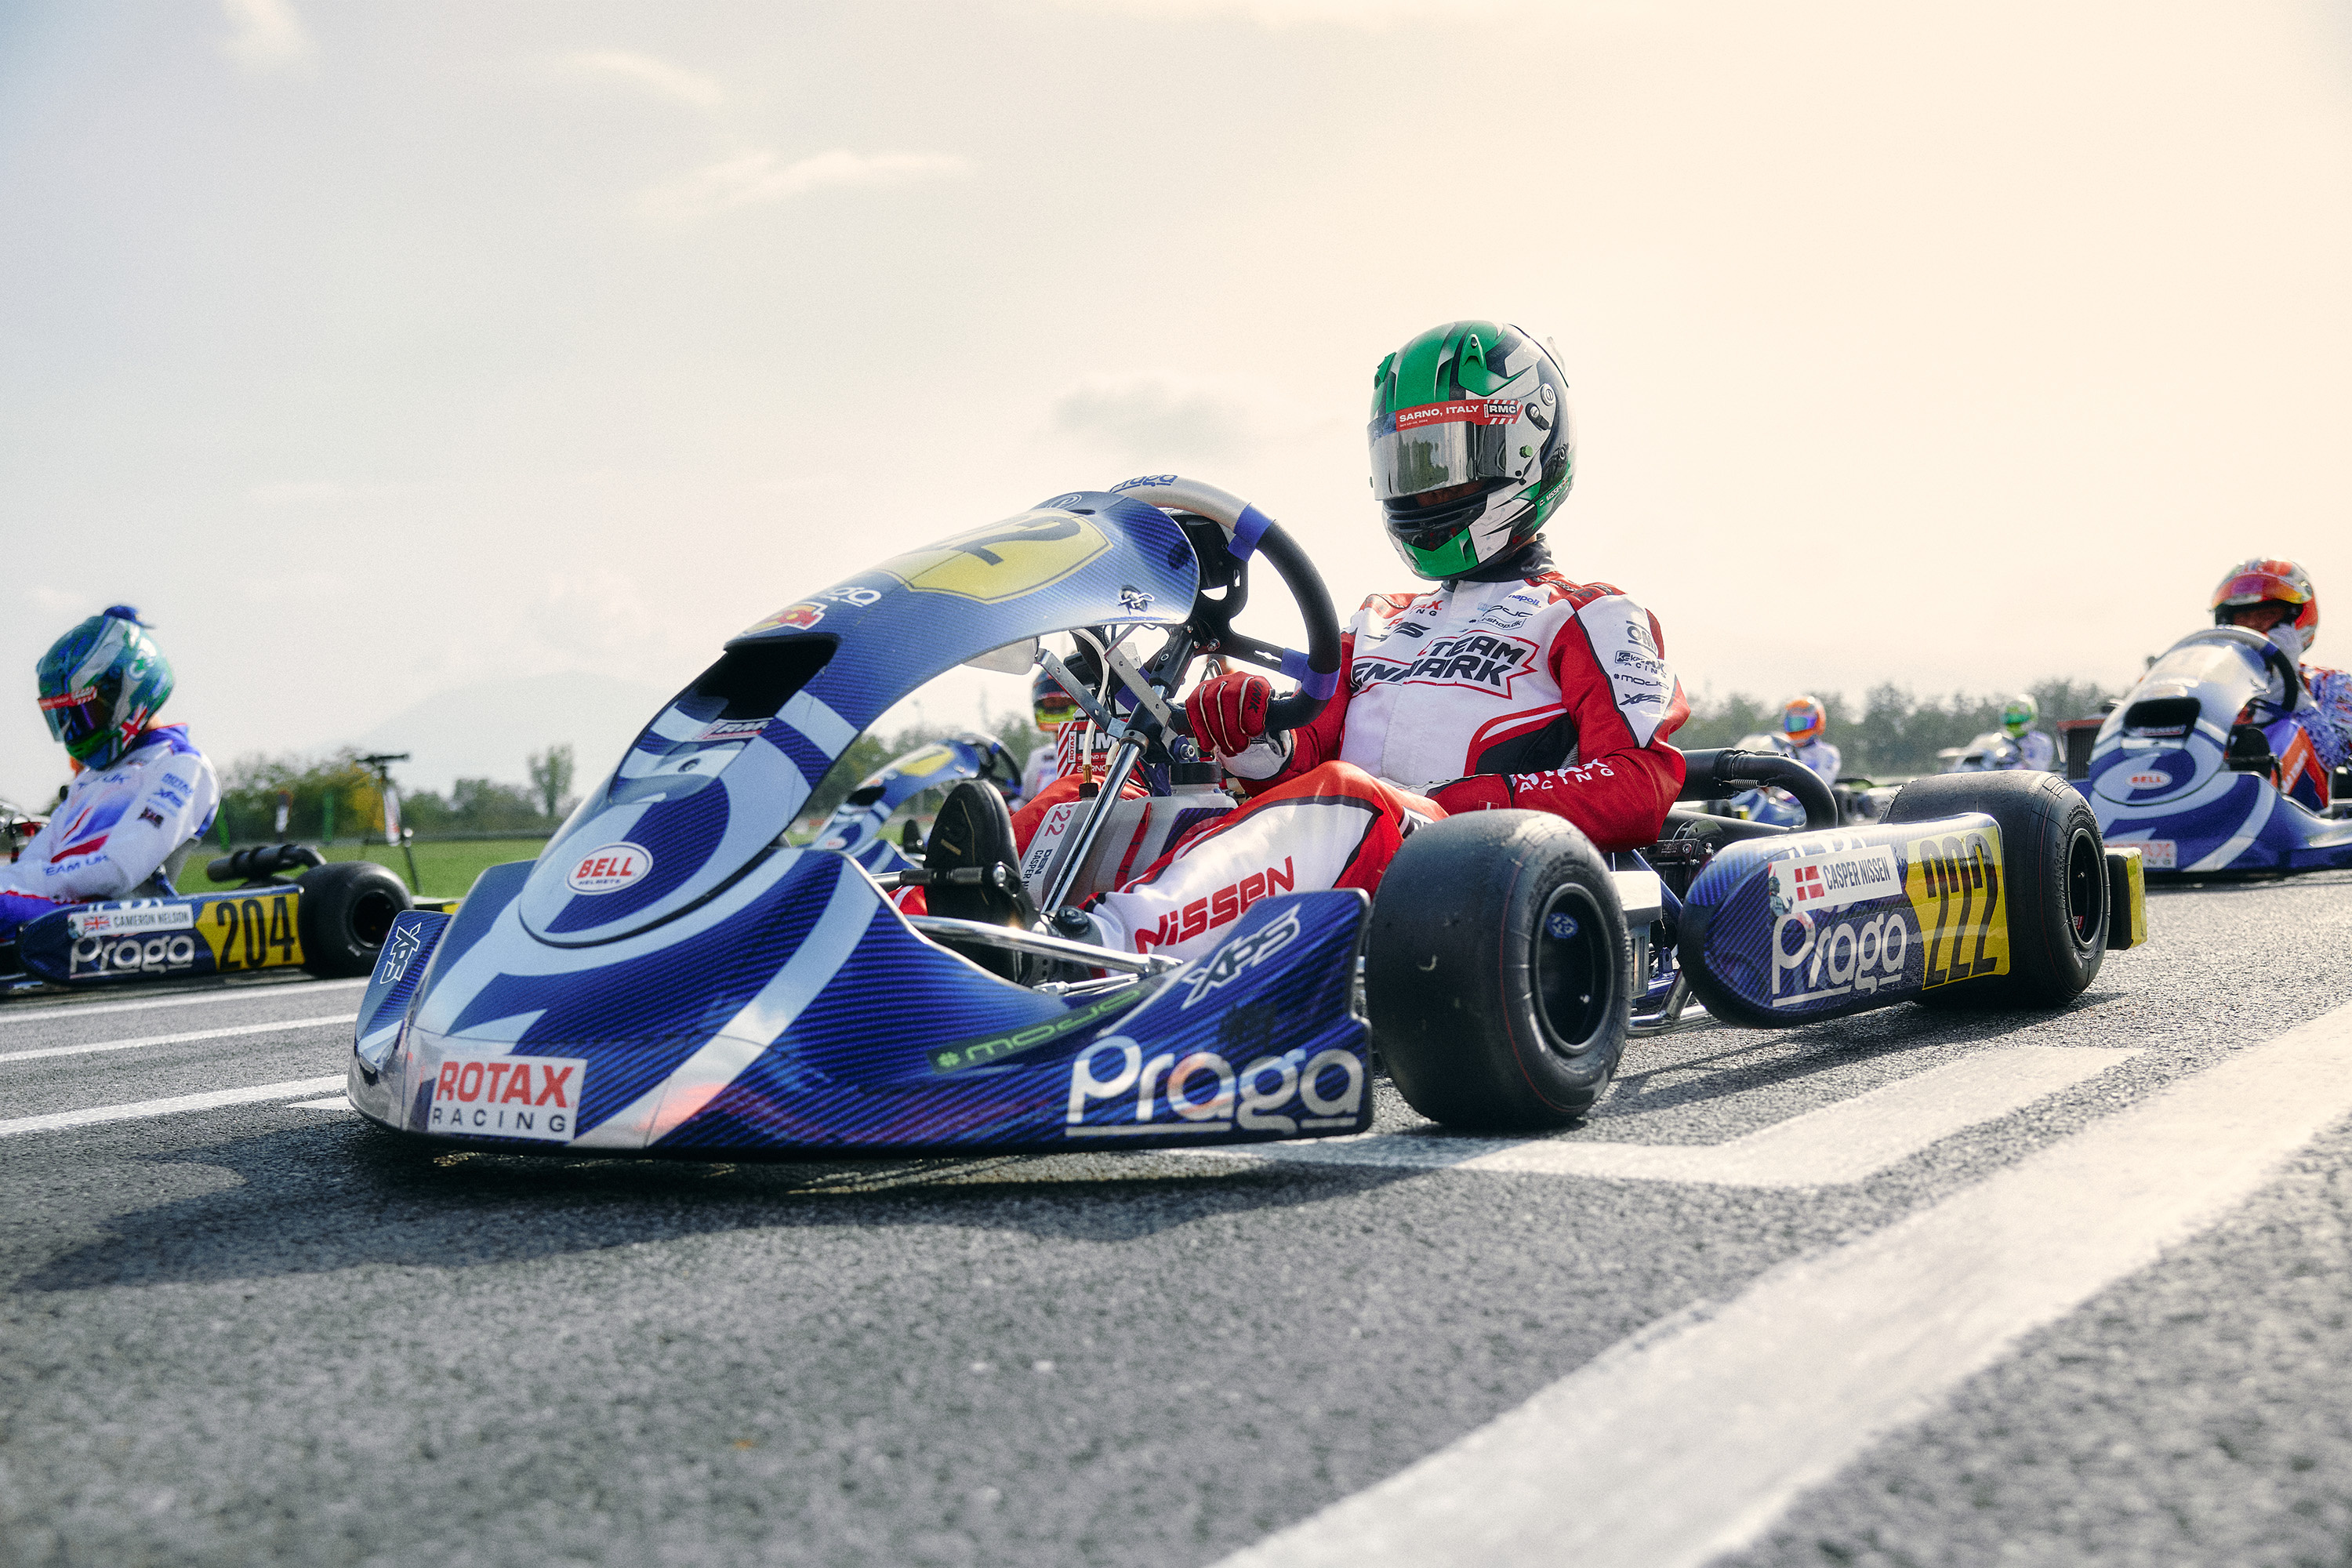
left=1351, top=630, right=1538, bottom=698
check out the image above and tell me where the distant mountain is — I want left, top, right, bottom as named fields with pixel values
left=347, top=670, right=675, bottom=798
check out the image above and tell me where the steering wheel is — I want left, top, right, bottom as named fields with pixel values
left=1106, top=476, right=1343, bottom=735
left=2203, top=624, right=2304, bottom=711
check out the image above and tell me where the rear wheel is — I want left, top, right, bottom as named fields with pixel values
left=296, top=861, right=412, bottom=978
left=1885, top=771, right=2107, bottom=1008
left=1366, top=811, right=1630, bottom=1130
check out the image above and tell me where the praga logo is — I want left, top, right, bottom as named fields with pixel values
left=71, top=932, right=198, bottom=978
left=1351, top=632, right=1538, bottom=699
left=1178, top=906, right=1301, bottom=1008
left=427, top=1054, right=586, bottom=1142
left=567, top=843, right=653, bottom=895
left=1064, top=1036, right=1365, bottom=1138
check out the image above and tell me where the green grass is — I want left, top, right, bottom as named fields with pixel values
left=175, top=839, right=548, bottom=900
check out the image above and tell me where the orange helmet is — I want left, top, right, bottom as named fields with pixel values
left=1780, top=695, right=1828, bottom=746
left=2211, top=557, right=2318, bottom=652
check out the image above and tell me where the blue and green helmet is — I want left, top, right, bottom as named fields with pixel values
left=37, top=605, right=173, bottom=769
left=1369, top=320, right=1575, bottom=579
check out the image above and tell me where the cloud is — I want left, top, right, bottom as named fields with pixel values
left=220, top=0, right=313, bottom=72
left=555, top=49, right=724, bottom=109
left=246, top=481, right=349, bottom=506
left=1045, top=0, right=1518, bottom=26
left=647, top=149, right=971, bottom=218
left=1051, top=375, right=1269, bottom=465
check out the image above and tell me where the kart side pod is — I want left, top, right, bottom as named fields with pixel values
left=1675, top=770, right=2140, bottom=1029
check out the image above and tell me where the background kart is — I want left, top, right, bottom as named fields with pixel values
left=346, top=472, right=2147, bottom=1155
left=2, top=844, right=431, bottom=995
left=2082, top=625, right=2352, bottom=875
left=806, top=731, right=1021, bottom=876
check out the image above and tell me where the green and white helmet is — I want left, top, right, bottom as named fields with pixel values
left=1369, top=320, right=1575, bottom=579
left=37, top=605, right=173, bottom=770
left=2002, top=694, right=2038, bottom=737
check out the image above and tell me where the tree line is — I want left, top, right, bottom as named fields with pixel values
left=212, top=745, right=579, bottom=843
left=1672, top=678, right=2113, bottom=779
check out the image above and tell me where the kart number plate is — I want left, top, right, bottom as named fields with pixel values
left=2136, top=839, right=2176, bottom=870
left=427, top=1054, right=588, bottom=1142
left=195, top=891, right=304, bottom=974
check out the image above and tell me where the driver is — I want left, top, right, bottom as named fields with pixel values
left=1013, top=643, right=1106, bottom=806
left=946, top=321, right=1688, bottom=960
left=1777, top=695, right=1842, bottom=787
left=2209, top=557, right=2350, bottom=783
left=1996, top=694, right=2057, bottom=772
left=1, top=607, right=221, bottom=943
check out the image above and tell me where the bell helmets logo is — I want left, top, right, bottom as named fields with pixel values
left=2127, top=769, right=2171, bottom=790
left=566, top=842, right=654, bottom=895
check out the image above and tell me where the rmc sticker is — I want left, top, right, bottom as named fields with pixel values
left=427, top=1054, right=588, bottom=1142
left=1063, top=1035, right=1365, bottom=1138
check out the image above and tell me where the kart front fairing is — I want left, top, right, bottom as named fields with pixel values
left=2082, top=626, right=2352, bottom=874
left=347, top=490, right=1375, bottom=1154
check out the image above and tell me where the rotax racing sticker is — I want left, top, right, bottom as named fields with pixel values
left=427, top=1054, right=587, bottom=1142
left=1063, top=1035, right=1366, bottom=1138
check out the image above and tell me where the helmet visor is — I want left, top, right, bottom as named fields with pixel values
left=1368, top=401, right=1523, bottom=503
left=1783, top=710, right=1813, bottom=735
left=2212, top=569, right=2310, bottom=610
left=39, top=688, right=108, bottom=755
left=1034, top=690, right=1080, bottom=728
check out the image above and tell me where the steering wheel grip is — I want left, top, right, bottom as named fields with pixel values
left=2261, top=641, right=2306, bottom=710
left=1107, top=477, right=1344, bottom=735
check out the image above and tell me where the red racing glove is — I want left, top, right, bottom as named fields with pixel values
left=1185, top=672, right=1272, bottom=757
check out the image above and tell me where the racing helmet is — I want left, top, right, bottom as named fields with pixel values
left=2210, top=557, right=2318, bottom=655
left=37, top=604, right=172, bottom=770
left=1031, top=641, right=1105, bottom=731
left=1369, top=320, right=1574, bottom=579
left=1780, top=695, right=1828, bottom=746
left=2002, top=694, right=2038, bottom=737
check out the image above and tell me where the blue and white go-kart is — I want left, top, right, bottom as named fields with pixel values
left=803, top=731, right=1022, bottom=877
left=344, top=475, right=2148, bottom=1154
left=2082, top=624, right=2352, bottom=875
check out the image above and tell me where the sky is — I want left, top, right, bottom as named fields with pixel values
left=2, top=0, right=2348, bottom=803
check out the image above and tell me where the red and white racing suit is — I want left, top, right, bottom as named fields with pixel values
left=1018, top=546, right=1690, bottom=960
left=0, top=725, right=220, bottom=942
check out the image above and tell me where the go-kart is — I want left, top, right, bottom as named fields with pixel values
left=804, top=731, right=1023, bottom=876
left=343, top=475, right=2148, bottom=1152
left=2081, top=625, right=2352, bottom=874
left=1, top=844, right=427, bottom=995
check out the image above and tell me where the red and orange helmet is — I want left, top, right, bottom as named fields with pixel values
left=1780, top=695, right=1828, bottom=746
left=2210, top=557, right=2318, bottom=652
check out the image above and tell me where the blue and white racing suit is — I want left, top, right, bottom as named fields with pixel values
left=1737, top=736, right=1841, bottom=826
left=0, top=725, right=220, bottom=942
left=1998, top=730, right=2057, bottom=771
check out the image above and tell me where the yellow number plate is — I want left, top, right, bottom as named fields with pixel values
left=196, top=890, right=306, bottom=974
left=877, top=510, right=1109, bottom=603
left=1903, top=826, right=2009, bottom=989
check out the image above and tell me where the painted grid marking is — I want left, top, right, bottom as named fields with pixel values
left=0, top=1014, right=358, bottom=1065
left=0, top=1076, right=347, bottom=1138
left=1190, top=1046, right=2135, bottom=1189
left=1218, top=1001, right=2352, bottom=1568
left=0, top=977, right=366, bottom=1026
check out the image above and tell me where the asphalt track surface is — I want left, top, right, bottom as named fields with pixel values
left=4, top=873, right=2351, bottom=1567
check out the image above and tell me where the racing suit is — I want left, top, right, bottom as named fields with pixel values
left=0, top=726, right=220, bottom=942
left=1026, top=544, right=1689, bottom=960
left=1735, top=735, right=1841, bottom=826
left=2274, top=663, right=2352, bottom=809
left=2001, top=730, right=2057, bottom=771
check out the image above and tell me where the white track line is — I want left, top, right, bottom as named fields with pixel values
left=1218, top=1046, right=2132, bottom=1189
left=1219, top=1001, right=2352, bottom=1568
left=0, top=1014, right=357, bottom=1065
left=0, top=977, right=366, bottom=1027
left=288, top=1095, right=350, bottom=1111
left=0, top=1076, right=347, bottom=1138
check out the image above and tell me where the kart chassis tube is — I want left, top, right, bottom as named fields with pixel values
left=1675, top=746, right=1840, bottom=830
left=907, top=913, right=1180, bottom=975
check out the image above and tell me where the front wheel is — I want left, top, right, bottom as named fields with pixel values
left=1886, top=770, right=2108, bottom=1008
left=296, top=861, right=412, bottom=978
left=1365, top=811, right=1630, bottom=1131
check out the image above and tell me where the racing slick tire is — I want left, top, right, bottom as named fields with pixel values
left=1366, top=810, right=1629, bottom=1131
left=296, top=861, right=412, bottom=978
left=1885, top=770, right=2108, bottom=1009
